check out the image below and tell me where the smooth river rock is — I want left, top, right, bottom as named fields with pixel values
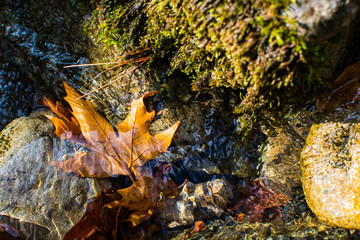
left=301, top=122, right=360, bottom=229
left=0, top=111, right=111, bottom=239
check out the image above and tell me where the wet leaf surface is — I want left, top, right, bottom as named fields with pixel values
left=43, top=82, right=180, bottom=178
left=316, top=61, right=360, bottom=112
left=64, top=163, right=181, bottom=240
left=0, top=221, right=24, bottom=240
left=228, top=179, right=288, bottom=223
left=41, top=85, right=182, bottom=238
left=38, top=95, right=73, bottom=122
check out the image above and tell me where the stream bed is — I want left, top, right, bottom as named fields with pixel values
left=1, top=1, right=360, bottom=240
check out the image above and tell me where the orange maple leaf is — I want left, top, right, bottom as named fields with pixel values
left=46, top=82, right=180, bottom=179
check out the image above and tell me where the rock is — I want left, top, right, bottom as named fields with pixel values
left=260, top=112, right=315, bottom=196
left=287, top=0, right=360, bottom=42
left=156, top=179, right=233, bottom=228
left=260, top=126, right=304, bottom=195
left=0, top=111, right=111, bottom=239
left=300, top=122, right=360, bottom=229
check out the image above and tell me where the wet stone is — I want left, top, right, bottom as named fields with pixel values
left=287, top=0, right=360, bottom=42
left=259, top=111, right=315, bottom=197
left=0, top=111, right=111, bottom=239
left=301, top=122, right=360, bottom=229
left=156, top=179, right=233, bottom=229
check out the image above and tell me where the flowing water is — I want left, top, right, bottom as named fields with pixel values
left=0, top=18, right=264, bottom=240
left=1, top=2, right=359, bottom=240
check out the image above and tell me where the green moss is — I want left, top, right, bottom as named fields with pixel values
left=0, top=128, right=13, bottom=158
left=83, top=0, right=333, bottom=138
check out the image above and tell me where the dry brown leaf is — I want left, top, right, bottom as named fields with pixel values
left=46, top=82, right=180, bottom=178
left=316, top=61, right=360, bottom=112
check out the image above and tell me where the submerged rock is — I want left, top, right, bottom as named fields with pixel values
left=156, top=179, right=233, bottom=228
left=0, top=37, right=34, bottom=131
left=260, top=111, right=316, bottom=197
left=301, top=122, right=360, bottom=229
left=0, top=111, right=111, bottom=239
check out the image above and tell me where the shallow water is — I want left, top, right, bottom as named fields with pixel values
left=2, top=2, right=360, bottom=240
left=0, top=20, right=261, bottom=240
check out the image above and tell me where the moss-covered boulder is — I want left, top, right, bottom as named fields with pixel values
left=301, top=122, right=360, bottom=229
left=82, top=0, right=360, bottom=137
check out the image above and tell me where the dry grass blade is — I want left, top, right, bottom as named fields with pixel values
left=77, top=57, right=149, bottom=99
left=64, top=48, right=151, bottom=99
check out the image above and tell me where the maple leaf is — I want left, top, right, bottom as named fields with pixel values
left=38, top=94, right=72, bottom=122
left=45, top=82, right=180, bottom=178
left=105, top=163, right=180, bottom=225
left=63, top=163, right=181, bottom=240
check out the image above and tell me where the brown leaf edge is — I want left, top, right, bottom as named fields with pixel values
left=63, top=188, right=120, bottom=240
left=64, top=163, right=182, bottom=240
left=37, top=95, right=73, bottom=122
left=0, top=221, right=24, bottom=240
left=316, top=60, right=360, bottom=112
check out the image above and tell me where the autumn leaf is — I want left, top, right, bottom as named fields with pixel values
left=63, top=188, right=120, bottom=240
left=38, top=95, right=72, bottom=122
left=45, top=82, right=180, bottom=178
left=316, top=60, right=360, bottom=112
left=0, top=221, right=24, bottom=240
left=106, top=163, right=180, bottom=225
left=64, top=162, right=181, bottom=240
left=228, top=179, right=288, bottom=223
left=42, top=82, right=183, bottom=239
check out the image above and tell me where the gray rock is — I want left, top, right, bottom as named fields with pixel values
left=0, top=111, right=111, bottom=239
left=287, top=0, right=360, bottom=42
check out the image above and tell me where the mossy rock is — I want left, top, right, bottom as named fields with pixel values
left=300, top=122, right=360, bottom=229
left=81, top=0, right=347, bottom=138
